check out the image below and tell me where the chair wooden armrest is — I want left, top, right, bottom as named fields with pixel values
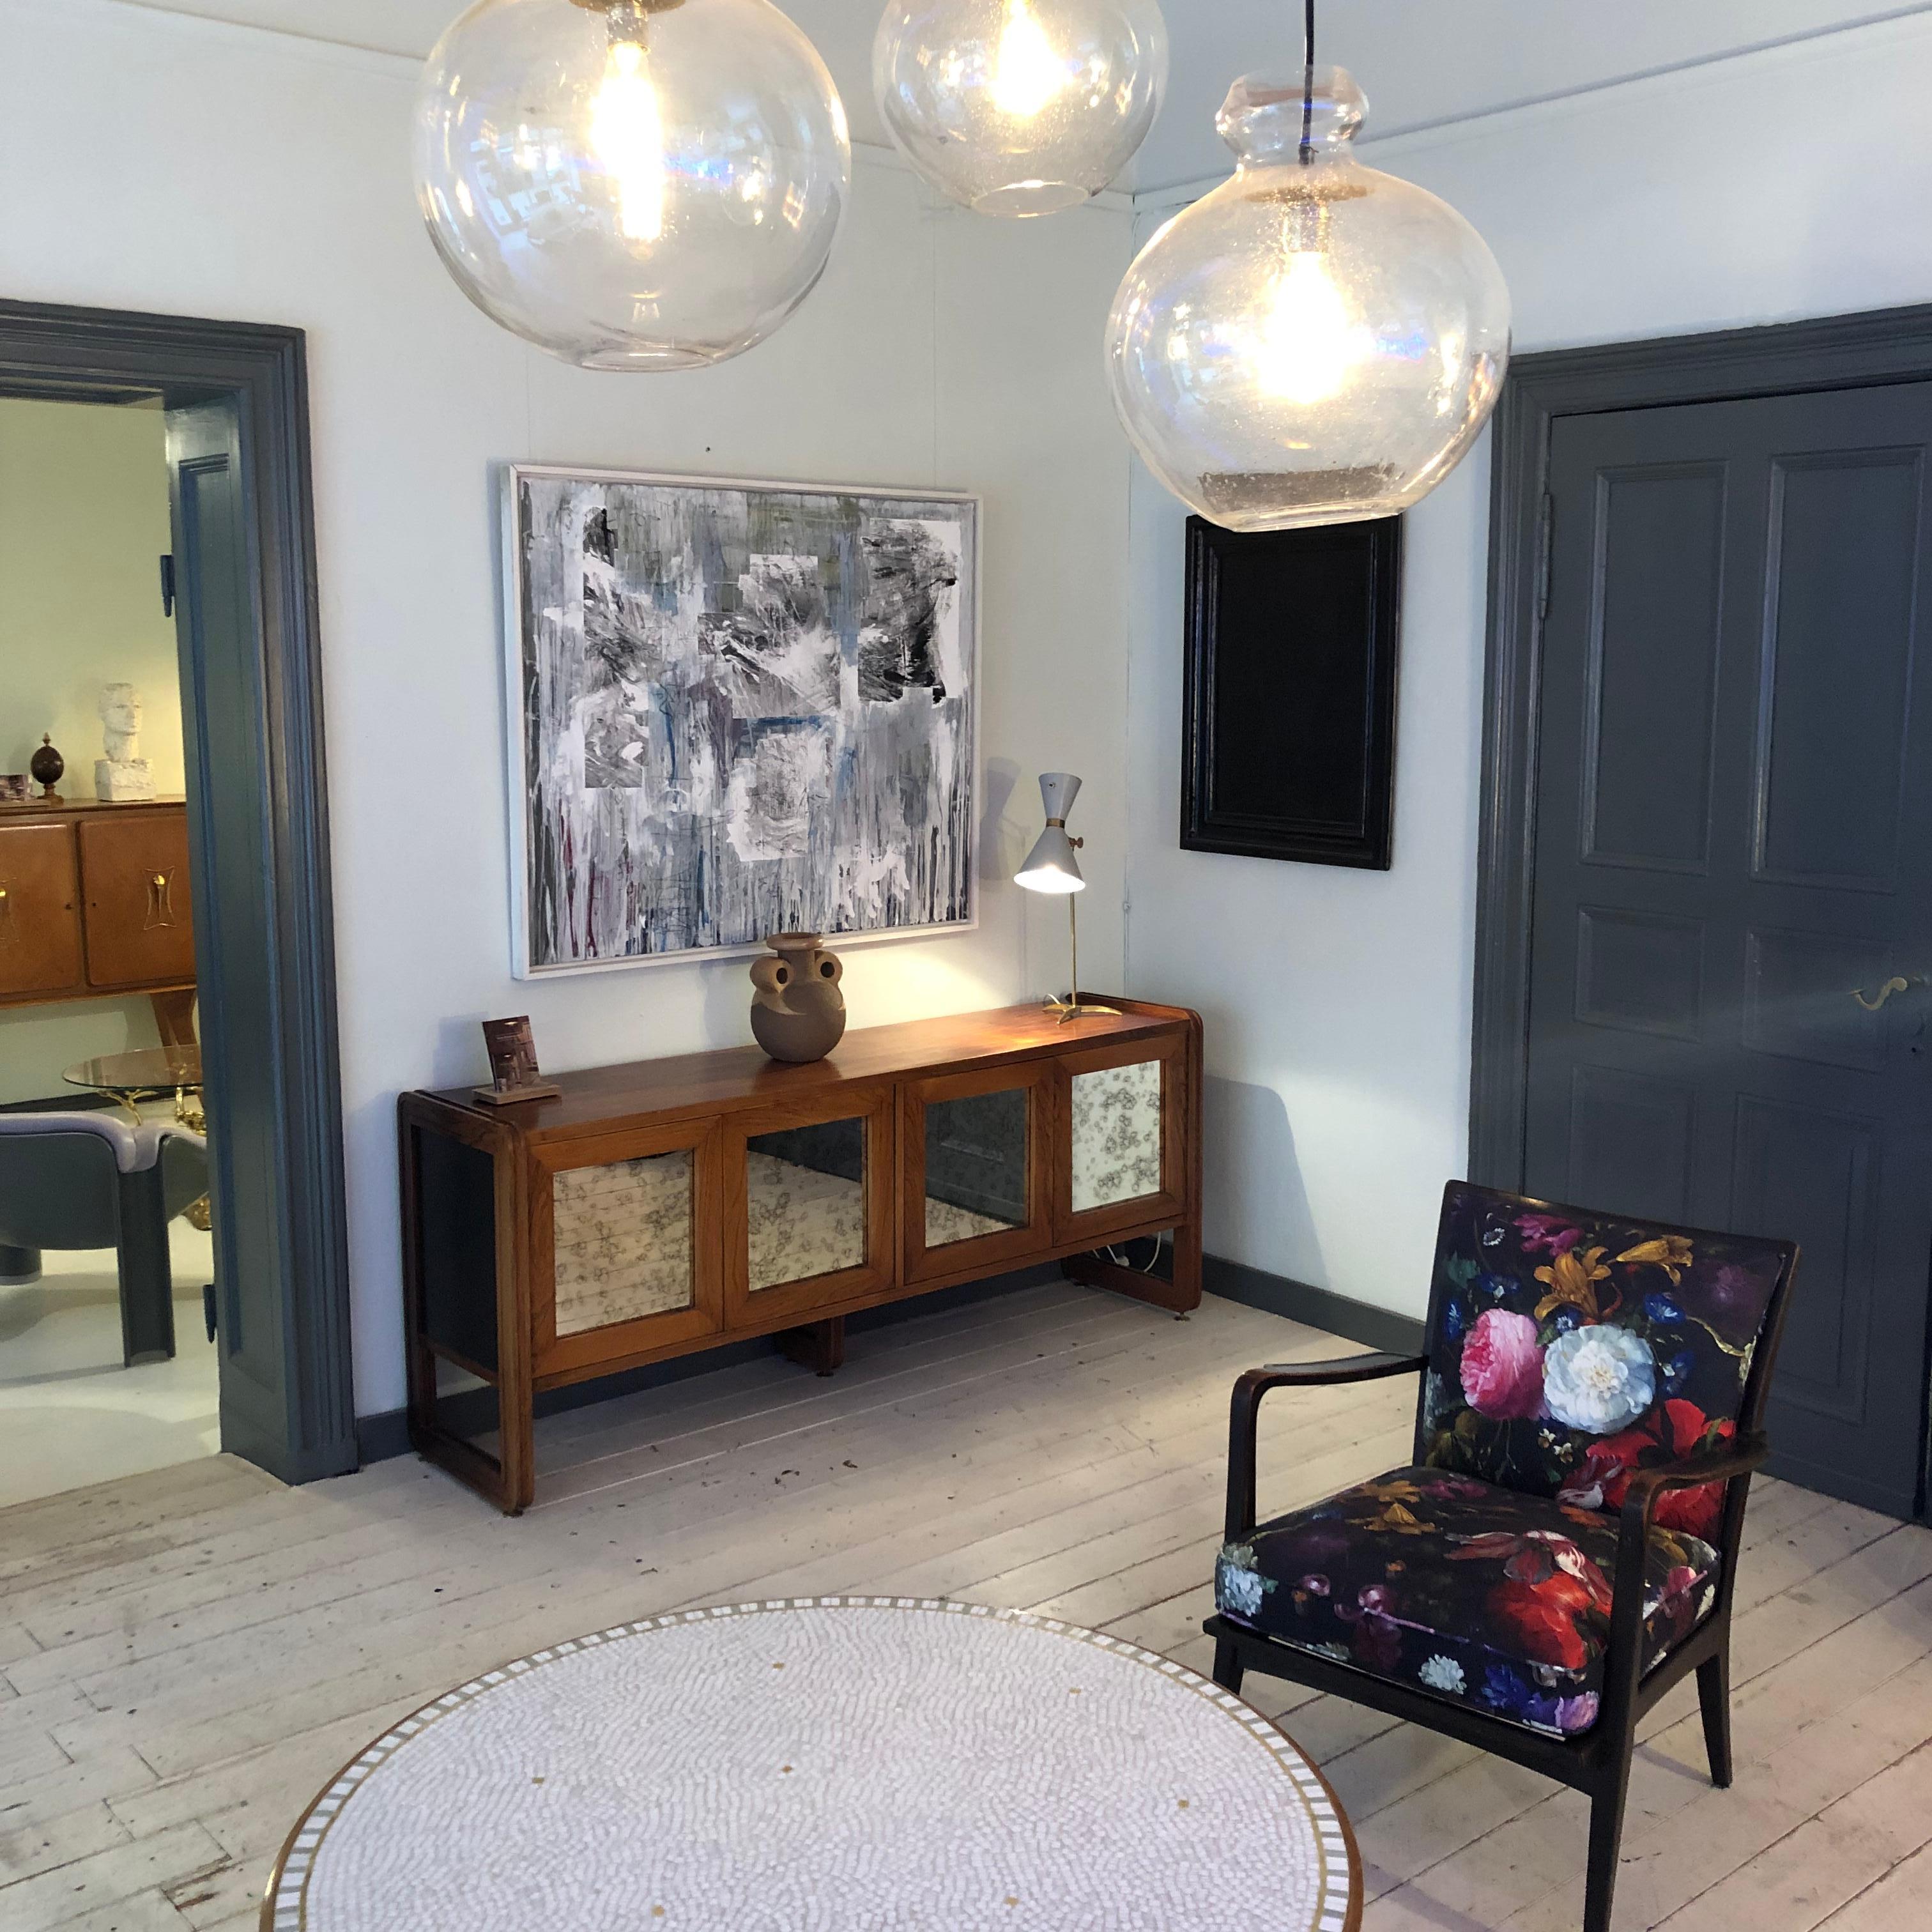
left=1603, top=1431, right=1770, bottom=1694
left=1225, top=1353, right=1429, bottom=1541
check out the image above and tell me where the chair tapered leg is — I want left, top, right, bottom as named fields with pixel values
left=1585, top=1760, right=1632, bottom=1932
left=116, top=1169, right=176, bottom=1366
left=1697, top=1646, right=1734, bottom=1788
left=1212, top=1636, right=1244, bottom=1696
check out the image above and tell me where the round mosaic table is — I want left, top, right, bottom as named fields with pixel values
left=264, top=1598, right=1361, bottom=1932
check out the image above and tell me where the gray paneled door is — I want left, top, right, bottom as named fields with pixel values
left=1527, top=384, right=1932, bottom=1517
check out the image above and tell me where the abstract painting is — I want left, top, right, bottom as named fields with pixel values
left=504, top=466, right=978, bottom=974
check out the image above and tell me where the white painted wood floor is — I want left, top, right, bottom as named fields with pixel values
left=2, top=1280, right=1929, bottom=1931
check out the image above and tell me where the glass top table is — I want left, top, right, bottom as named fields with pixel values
left=63, top=1046, right=204, bottom=1100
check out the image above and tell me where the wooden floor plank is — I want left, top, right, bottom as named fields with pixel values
left=1816, top=1836, right=1932, bottom=1929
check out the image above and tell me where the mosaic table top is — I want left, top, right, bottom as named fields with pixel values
left=266, top=1598, right=1360, bottom=1932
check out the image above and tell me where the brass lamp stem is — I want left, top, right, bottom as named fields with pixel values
left=1047, top=893, right=1117, bottom=1023
left=1039, top=826, right=1117, bottom=1023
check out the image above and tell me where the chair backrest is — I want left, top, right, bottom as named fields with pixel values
left=0, top=1115, right=136, bottom=1250
left=1414, top=1181, right=1798, bottom=1501
left=0, top=1111, right=157, bottom=1172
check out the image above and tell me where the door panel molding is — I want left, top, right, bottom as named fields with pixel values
left=1573, top=905, right=1706, bottom=1043
left=0, top=299, right=353, bottom=1485
left=1577, top=461, right=1728, bottom=876
left=1731, top=1092, right=1878, bottom=1428
left=1750, top=447, right=1922, bottom=894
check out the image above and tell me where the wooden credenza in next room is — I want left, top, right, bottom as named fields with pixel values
left=0, top=799, right=197, bottom=1041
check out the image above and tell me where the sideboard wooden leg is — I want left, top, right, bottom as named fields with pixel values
left=777, top=1316, right=847, bottom=1377
left=1170, top=1217, right=1205, bottom=1311
left=150, top=985, right=197, bottom=1049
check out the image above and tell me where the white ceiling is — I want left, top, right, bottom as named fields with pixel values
left=128, top=0, right=1924, bottom=190
left=1131, top=0, right=1926, bottom=189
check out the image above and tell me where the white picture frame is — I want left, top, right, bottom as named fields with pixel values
left=501, top=464, right=982, bottom=977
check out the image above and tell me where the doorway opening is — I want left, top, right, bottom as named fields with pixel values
left=0, top=392, right=215, bottom=1503
left=1473, top=303, right=1932, bottom=1522
left=0, top=300, right=355, bottom=1503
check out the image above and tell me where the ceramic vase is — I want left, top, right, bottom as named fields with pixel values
left=749, top=933, right=847, bottom=1064
left=29, top=735, right=63, bottom=801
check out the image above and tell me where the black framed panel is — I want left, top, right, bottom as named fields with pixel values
left=0, top=298, right=354, bottom=1485
left=1181, top=514, right=1401, bottom=871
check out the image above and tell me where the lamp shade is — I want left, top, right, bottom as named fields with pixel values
left=413, top=0, right=851, bottom=371
left=1105, top=67, right=1510, bottom=530
left=874, top=0, right=1169, bottom=218
left=1015, top=771, right=1086, bottom=893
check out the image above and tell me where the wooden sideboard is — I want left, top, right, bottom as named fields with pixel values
left=399, top=999, right=1204, bottom=1513
left=0, top=799, right=197, bottom=1042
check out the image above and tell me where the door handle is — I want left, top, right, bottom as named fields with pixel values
left=1851, top=974, right=1928, bottom=1012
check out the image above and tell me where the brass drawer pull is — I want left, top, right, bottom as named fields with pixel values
left=144, top=869, right=178, bottom=931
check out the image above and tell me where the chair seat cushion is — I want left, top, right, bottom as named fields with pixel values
left=1216, top=1466, right=1720, bottom=1738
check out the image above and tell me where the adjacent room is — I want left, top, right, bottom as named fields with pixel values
left=0, top=394, right=216, bottom=1506
left=3, top=3, right=1930, bottom=1929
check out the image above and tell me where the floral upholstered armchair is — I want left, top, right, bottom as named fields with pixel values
left=1206, top=1183, right=1798, bottom=1932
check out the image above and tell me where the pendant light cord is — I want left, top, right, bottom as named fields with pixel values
left=1300, top=0, right=1316, bottom=165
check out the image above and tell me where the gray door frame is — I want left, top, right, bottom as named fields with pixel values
left=0, top=298, right=355, bottom=1484
left=1473, top=302, right=1932, bottom=1515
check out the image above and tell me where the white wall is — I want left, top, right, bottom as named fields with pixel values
left=0, top=394, right=184, bottom=1103
left=1123, top=11, right=1932, bottom=1319
left=0, top=0, right=1136, bottom=1414
left=0, top=397, right=184, bottom=797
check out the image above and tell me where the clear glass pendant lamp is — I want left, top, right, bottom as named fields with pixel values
left=415, top=0, right=852, bottom=370
left=874, top=0, right=1169, bottom=217
left=1106, top=66, right=1512, bottom=530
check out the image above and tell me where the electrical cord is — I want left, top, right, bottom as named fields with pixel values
left=1301, top=0, right=1317, bottom=165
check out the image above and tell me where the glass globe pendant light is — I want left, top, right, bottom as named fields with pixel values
left=874, top=0, right=1169, bottom=217
left=1105, top=1, right=1510, bottom=529
left=415, top=0, right=851, bottom=370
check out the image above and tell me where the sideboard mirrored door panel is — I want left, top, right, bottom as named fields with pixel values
left=1053, top=1034, right=1188, bottom=1243
left=532, top=1123, right=726, bottom=1383
left=902, top=1062, right=1052, bottom=1283
left=724, top=1085, right=896, bottom=1326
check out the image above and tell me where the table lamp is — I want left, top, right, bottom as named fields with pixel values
left=1015, top=772, right=1117, bottom=1021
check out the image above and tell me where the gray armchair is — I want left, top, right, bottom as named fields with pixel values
left=0, top=1114, right=208, bottom=1366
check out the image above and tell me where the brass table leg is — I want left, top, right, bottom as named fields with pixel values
left=174, top=1087, right=213, bottom=1230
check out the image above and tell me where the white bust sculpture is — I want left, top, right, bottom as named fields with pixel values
left=95, top=683, right=155, bottom=802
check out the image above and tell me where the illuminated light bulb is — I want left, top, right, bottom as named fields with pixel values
left=875, top=0, right=1167, bottom=218
left=590, top=37, right=667, bottom=243
left=992, top=1, right=1065, bottom=120
left=1107, top=67, right=1510, bottom=530
left=413, top=0, right=850, bottom=371
left=1254, top=249, right=1367, bottom=406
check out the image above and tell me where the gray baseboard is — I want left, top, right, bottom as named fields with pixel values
left=1204, top=1254, right=1428, bottom=1358
left=355, top=1262, right=1063, bottom=1468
